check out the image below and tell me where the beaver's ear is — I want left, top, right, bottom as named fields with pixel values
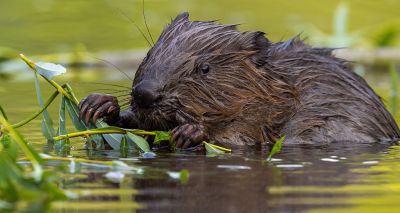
left=250, top=32, right=270, bottom=67
left=172, top=12, right=189, bottom=23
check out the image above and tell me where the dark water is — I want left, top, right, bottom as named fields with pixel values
left=2, top=80, right=400, bottom=212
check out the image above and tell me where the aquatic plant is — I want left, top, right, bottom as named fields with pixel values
left=267, top=136, right=285, bottom=161
left=0, top=115, right=67, bottom=212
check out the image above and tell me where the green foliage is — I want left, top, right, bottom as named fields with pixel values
left=126, top=132, right=151, bottom=153
left=267, top=136, right=286, bottom=161
left=34, top=72, right=56, bottom=142
left=95, top=119, right=124, bottom=150
left=154, top=131, right=171, bottom=145
left=0, top=116, right=66, bottom=212
left=55, top=95, right=70, bottom=152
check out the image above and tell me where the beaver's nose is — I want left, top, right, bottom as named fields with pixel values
left=133, top=80, right=161, bottom=108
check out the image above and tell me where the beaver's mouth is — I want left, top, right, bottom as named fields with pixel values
left=131, top=97, right=181, bottom=131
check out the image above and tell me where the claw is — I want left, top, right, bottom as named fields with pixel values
left=92, top=110, right=101, bottom=124
left=80, top=103, right=89, bottom=119
left=107, top=106, right=117, bottom=114
left=176, top=136, right=184, bottom=148
left=172, top=124, right=208, bottom=149
left=85, top=108, right=94, bottom=124
left=78, top=97, right=87, bottom=109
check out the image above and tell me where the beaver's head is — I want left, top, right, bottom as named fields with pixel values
left=131, top=12, right=289, bottom=132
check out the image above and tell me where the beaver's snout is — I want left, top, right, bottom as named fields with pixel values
left=132, top=80, right=162, bottom=108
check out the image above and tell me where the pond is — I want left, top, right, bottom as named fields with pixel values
left=1, top=75, right=400, bottom=212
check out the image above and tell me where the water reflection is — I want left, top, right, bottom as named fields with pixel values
left=3, top=81, right=400, bottom=212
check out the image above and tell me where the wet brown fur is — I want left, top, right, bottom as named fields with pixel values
left=128, top=13, right=400, bottom=148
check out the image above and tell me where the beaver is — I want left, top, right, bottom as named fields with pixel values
left=79, top=12, right=400, bottom=150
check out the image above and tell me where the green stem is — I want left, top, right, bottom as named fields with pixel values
left=20, top=54, right=74, bottom=102
left=0, top=104, right=8, bottom=121
left=9, top=91, right=59, bottom=130
left=63, top=83, right=79, bottom=105
left=54, top=129, right=155, bottom=141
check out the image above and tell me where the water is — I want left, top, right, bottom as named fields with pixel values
left=1, top=79, right=400, bottom=212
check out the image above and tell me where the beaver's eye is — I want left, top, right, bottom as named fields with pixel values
left=200, top=64, right=210, bottom=75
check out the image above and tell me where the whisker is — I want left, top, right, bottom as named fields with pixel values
left=87, top=82, right=131, bottom=89
left=89, top=88, right=130, bottom=93
left=119, top=98, right=132, bottom=103
left=115, top=93, right=132, bottom=96
left=121, top=105, right=130, bottom=111
left=120, top=102, right=131, bottom=106
left=116, top=96, right=131, bottom=100
left=142, top=0, right=154, bottom=45
left=92, top=56, right=134, bottom=80
left=117, top=8, right=152, bottom=47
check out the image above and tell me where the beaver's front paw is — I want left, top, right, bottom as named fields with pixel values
left=79, top=93, right=120, bottom=124
left=171, top=124, right=209, bottom=149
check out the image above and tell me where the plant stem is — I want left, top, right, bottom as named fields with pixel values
left=0, top=104, right=8, bottom=121
left=54, top=129, right=155, bottom=141
left=10, top=91, right=59, bottom=130
left=63, top=83, right=79, bottom=105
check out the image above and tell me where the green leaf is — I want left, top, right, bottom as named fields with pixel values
left=126, top=132, right=150, bottom=152
left=203, top=141, right=226, bottom=154
left=34, top=72, right=56, bottom=141
left=63, top=95, right=105, bottom=149
left=41, top=120, right=54, bottom=142
left=203, top=141, right=231, bottom=154
left=267, top=135, right=285, bottom=161
left=35, top=62, right=66, bottom=80
left=120, top=135, right=128, bottom=157
left=55, top=95, right=70, bottom=150
left=96, top=119, right=123, bottom=150
left=153, top=131, right=171, bottom=145
left=64, top=98, right=87, bottom=131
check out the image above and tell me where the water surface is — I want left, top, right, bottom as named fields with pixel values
left=2, top=79, right=400, bottom=212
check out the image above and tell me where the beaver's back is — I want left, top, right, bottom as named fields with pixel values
left=266, top=38, right=400, bottom=144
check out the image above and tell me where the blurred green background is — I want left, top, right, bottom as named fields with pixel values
left=1, top=0, right=399, bottom=55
